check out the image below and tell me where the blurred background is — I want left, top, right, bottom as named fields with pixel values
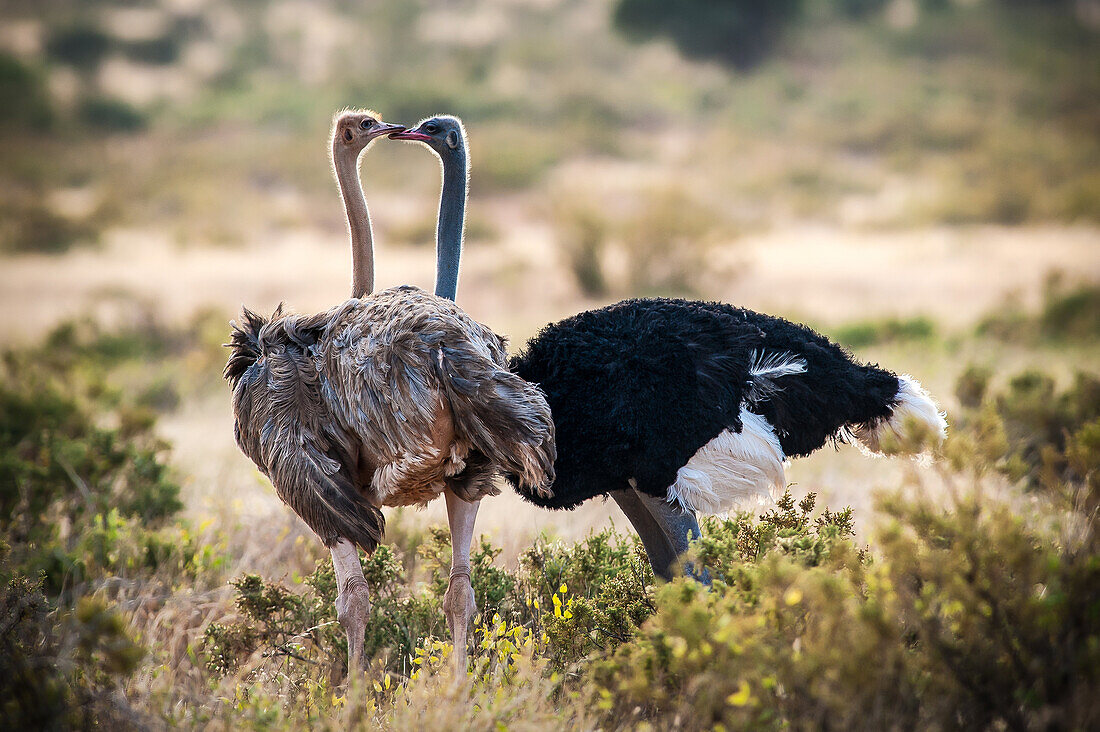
left=1, top=0, right=1098, bottom=556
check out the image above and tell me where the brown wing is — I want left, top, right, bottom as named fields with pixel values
left=228, top=308, right=384, bottom=553
left=321, top=287, right=556, bottom=497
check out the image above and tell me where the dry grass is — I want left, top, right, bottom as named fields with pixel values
left=3, top=221, right=1096, bottom=341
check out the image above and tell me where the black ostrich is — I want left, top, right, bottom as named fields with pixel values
left=393, top=116, right=947, bottom=581
left=508, top=299, right=945, bottom=578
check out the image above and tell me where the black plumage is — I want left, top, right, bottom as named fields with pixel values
left=507, top=297, right=902, bottom=510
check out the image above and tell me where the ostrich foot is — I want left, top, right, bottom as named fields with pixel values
left=443, top=488, right=481, bottom=674
left=330, top=539, right=371, bottom=674
left=443, top=568, right=476, bottom=673
left=336, top=576, right=372, bottom=671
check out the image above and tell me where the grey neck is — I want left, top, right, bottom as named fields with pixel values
left=333, top=142, right=373, bottom=299
left=435, top=146, right=467, bottom=301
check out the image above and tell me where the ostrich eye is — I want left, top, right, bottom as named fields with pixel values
left=424, top=123, right=440, bottom=134
left=360, top=118, right=373, bottom=130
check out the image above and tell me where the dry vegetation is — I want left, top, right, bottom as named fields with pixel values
left=2, top=0, right=1099, bottom=728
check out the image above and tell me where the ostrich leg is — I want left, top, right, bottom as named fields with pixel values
left=330, top=539, right=371, bottom=671
left=627, top=490, right=711, bottom=585
left=609, top=489, right=678, bottom=580
left=443, top=488, right=480, bottom=672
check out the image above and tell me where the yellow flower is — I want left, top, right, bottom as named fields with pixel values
left=727, top=680, right=753, bottom=707
left=559, top=583, right=568, bottom=594
left=784, top=587, right=803, bottom=606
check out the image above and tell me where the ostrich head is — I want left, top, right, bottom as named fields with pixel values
left=331, top=109, right=404, bottom=154
left=389, top=115, right=467, bottom=160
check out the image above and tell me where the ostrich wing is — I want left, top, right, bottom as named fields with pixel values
left=320, top=288, right=556, bottom=499
left=227, top=308, right=384, bottom=553
left=431, top=337, right=556, bottom=496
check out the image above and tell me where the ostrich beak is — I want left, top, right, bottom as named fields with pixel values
left=389, top=127, right=432, bottom=142
left=372, top=122, right=406, bottom=137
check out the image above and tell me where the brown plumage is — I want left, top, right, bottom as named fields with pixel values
left=225, top=285, right=556, bottom=554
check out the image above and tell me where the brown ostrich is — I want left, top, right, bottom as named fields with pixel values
left=224, top=111, right=556, bottom=672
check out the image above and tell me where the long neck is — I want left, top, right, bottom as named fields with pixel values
left=435, top=147, right=467, bottom=301
left=333, top=143, right=373, bottom=298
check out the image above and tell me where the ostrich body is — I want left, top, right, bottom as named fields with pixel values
left=225, top=112, right=555, bottom=670
left=397, top=114, right=947, bottom=582
left=508, top=300, right=945, bottom=574
left=511, top=299, right=939, bottom=511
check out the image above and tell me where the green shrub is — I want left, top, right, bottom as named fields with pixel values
left=0, top=201, right=99, bottom=254
left=551, top=196, right=613, bottom=297
left=120, top=36, right=181, bottom=66
left=1040, top=283, right=1100, bottom=341
left=0, top=318, right=235, bottom=601
left=833, top=315, right=936, bottom=348
left=0, top=54, right=52, bottom=130
left=947, top=367, right=1100, bottom=503
left=78, top=96, right=147, bottom=133
left=1, top=549, right=147, bottom=730
left=590, top=487, right=1100, bottom=730
left=552, top=186, right=721, bottom=297
left=0, top=365, right=181, bottom=554
left=978, top=279, right=1100, bottom=343
left=45, top=24, right=112, bottom=69
left=622, top=186, right=720, bottom=296
left=613, top=0, right=802, bottom=71
left=955, top=363, right=993, bottom=409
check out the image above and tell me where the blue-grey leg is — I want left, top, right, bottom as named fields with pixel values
left=633, top=490, right=711, bottom=585
left=609, top=489, right=679, bottom=581
left=610, top=489, right=711, bottom=584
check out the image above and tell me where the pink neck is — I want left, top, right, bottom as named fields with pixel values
left=333, top=142, right=373, bottom=298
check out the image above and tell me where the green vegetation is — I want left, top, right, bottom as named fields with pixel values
left=592, top=486, right=1098, bottom=729
left=78, top=96, right=147, bottom=133
left=0, top=200, right=99, bottom=254
left=0, top=318, right=231, bottom=728
left=2, top=1, right=1099, bottom=728
left=0, top=54, right=52, bottom=130
left=948, top=366, right=1100, bottom=499
left=979, top=277, right=1100, bottom=344
left=1, top=311, right=1098, bottom=727
left=614, top=0, right=802, bottom=71
left=833, top=315, right=936, bottom=348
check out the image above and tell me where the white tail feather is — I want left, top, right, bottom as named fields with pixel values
left=746, top=350, right=807, bottom=404
left=667, top=409, right=786, bottom=514
left=853, top=374, right=948, bottom=457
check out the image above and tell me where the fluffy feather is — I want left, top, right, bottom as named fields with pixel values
left=667, top=409, right=785, bottom=514
left=508, top=297, right=922, bottom=512
left=853, top=374, right=948, bottom=456
left=226, top=286, right=556, bottom=550
left=745, top=349, right=808, bottom=405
